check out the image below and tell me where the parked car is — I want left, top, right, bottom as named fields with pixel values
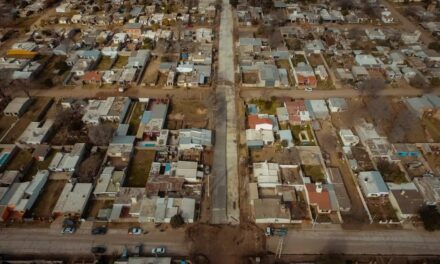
left=91, top=246, right=107, bottom=254
left=151, top=247, right=166, bottom=254
left=305, top=87, right=313, bottom=92
left=128, top=227, right=143, bottom=235
left=61, top=226, right=75, bottom=234
left=91, top=226, right=107, bottom=235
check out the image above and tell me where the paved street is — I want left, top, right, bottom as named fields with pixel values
left=267, top=229, right=440, bottom=255
left=211, top=0, right=239, bottom=224
left=0, top=227, right=188, bottom=256
left=241, top=87, right=440, bottom=99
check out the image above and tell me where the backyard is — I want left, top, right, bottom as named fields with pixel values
left=30, top=180, right=67, bottom=219
left=301, top=165, right=325, bottom=183
left=249, top=98, right=282, bottom=116
left=126, top=150, right=156, bottom=187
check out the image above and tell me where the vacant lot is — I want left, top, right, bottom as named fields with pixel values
left=423, top=115, right=440, bottom=142
left=142, top=56, right=161, bottom=86
left=302, top=165, right=325, bottom=183
left=86, top=199, right=114, bottom=219
left=0, top=115, right=17, bottom=140
left=30, top=180, right=66, bottom=219
left=6, top=149, right=33, bottom=177
left=128, top=102, right=145, bottom=135
left=249, top=99, right=282, bottom=115
left=126, top=150, right=156, bottom=187
left=167, top=99, right=209, bottom=129
left=367, top=197, right=398, bottom=222
left=250, top=146, right=300, bottom=165
left=307, top=54, right=323, bottom=67
left=242, top=72, right=258, bottom=85
left=96, top=56, right=114, bottom=71
left=113, top=55, right=128, bottom=69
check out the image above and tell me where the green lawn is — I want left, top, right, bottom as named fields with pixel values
left=126, top=150, right=156, bottom=187
left=128, top=102, right=144, bottom=135
left=249, top=99, right=282, bottom=115
left=423, top=116, right=440, bottom=142
left=302, top=165, right=325, bottom=183
left=112, top=55, right=129, bottom=69
left=291, top=125, right=316, bottom=146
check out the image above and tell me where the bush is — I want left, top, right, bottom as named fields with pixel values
left=170, top=213, right=185, bottom=228
left=376, top=160, right=407, bottom=183
left=419, top=205, right=440, bottom=231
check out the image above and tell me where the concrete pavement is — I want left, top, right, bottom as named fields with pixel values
left=0, top=227, right=188, bottom=256
left=267, top=229, right=440, bottom=255
left=240, top=87, right=440, bottom=100
left=210, top=0, right=239, bottom=224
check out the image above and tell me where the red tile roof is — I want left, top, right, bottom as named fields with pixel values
left=306, top=183, right=332, bottom=211
left=82, top=71, right=102, bottom=82
left=247, top=115, right=272, bottom=129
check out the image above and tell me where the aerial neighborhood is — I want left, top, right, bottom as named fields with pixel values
left=1, top=0, right=440, bottom=262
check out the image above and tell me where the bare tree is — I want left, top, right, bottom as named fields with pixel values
left=389, top=109, right=422, bottom=143
left=88, top=123, right=115, bottom=146
left=410, top=74, right=432, bottom=92
left=359, top=78, right=385, bottom=96
left=76, top=153, right=103, bottom=183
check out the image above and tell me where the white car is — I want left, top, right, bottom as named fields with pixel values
left=152, top=247, right=166, bottom=254
left=305, top=87, right=313, bottom=92
left=128, top=227, right=143, bottom=235
left=61, top=226, right=75, bottom=234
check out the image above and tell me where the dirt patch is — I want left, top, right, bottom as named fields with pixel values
left=126, top=149, right=156, bottom=187
left=30, top=180, right=67, bottom=219
left=167, top=99, right=209, bottom=129
left=187, top=223, right=265, bottom=264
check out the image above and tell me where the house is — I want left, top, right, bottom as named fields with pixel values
left=404, top=96, right=434, bottom=118
left=150, top=197, right=195, bottom=223
left=238, top=38, right=263, bottom=54
left=327, top=168, right=351, bottom=212
left=195, top=28, right=213, bottom=43
left=52, top=182, right=93, bottom=218
left=388, top=182, right=424, bottom=220
left=328, top=98, right=348, bottom=112
left=246, top=129, right=274, bottom=148
left=0, top=170, right=48, bottom=220
left=174, top=161, right=202, bottom=183
left=0, top=171, right=22, bottom=186
left=247, top=115, right=273, bottom=131
left=113, top=33, right=128, bottom=44
left=358, top=171, right=389, bottom=198
left=293, top=62, right=317, bottom=87
left=306, top=100, right=329, bottom=120
left=253, top=198, right=291, bottom=224
left=314, top=65, right=328, bottom=80
left=136, top=103, right=168, bottom=141
left=355, top=54, right=383, bottom=68
left=253, top=162, right=279, bottom=187
left=81, top=71, right=102, bottom=85
left=94, top=167, right=125, bottom=198
left=178, top=129, right=213, bottom=150
left=339, top=129, right=359, bottom=147
left=82, top=97, right=131, bottom=125
left=335, top=68, right=354, bottom=82
left=124, top=23, right=143, bottom=38
left=305, top=183, right=334, bottom=214
left=351, top=66, right=370, bottom=80
left=3, top=97, right=31, bottom=117
left=365, top=29, right=386, bottom=40
left=276, top=107, right=289, bottom=123
left=48, top=143, right=86, bottom=172
left=278, top=130, right=294, bottom=148
left=392, top=144, right=421, bottom=158
left=17, top=120, right=54, bottom=145
left=107, top=133, right=135, bottom=162
left=0, top=146, right=18, bottom=171
left=284, top=100, right=311, bottom=125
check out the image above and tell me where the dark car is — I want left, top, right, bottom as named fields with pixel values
left=91, top=226, right=107, bottom=235
left=91, top=246, right=107, bottom=254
